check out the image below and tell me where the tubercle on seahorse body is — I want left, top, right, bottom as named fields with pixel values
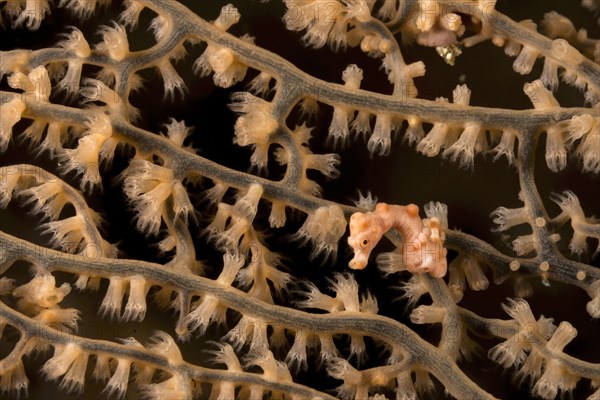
left=347, top=203, right=448, bottom=278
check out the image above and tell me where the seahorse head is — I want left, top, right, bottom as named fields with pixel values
left=347, top=211, right=385, bottom=270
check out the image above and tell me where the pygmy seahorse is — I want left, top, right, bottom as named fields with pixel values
left=347, top=203, right=448, bottom=278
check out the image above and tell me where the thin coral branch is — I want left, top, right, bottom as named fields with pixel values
left=0, top=230, right=495, bottom=399
left=0, top=301, right=336, bottom=400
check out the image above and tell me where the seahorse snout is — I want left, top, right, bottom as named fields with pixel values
left=348, top=254, right=368, bottom=270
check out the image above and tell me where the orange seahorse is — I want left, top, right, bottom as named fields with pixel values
left=347, top=203, right=448, bottom=278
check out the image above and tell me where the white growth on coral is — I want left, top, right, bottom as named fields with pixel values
left=295, top=205, right=347, bottom=261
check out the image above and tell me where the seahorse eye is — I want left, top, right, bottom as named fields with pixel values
left=361, top=239, right=368, bottom=247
